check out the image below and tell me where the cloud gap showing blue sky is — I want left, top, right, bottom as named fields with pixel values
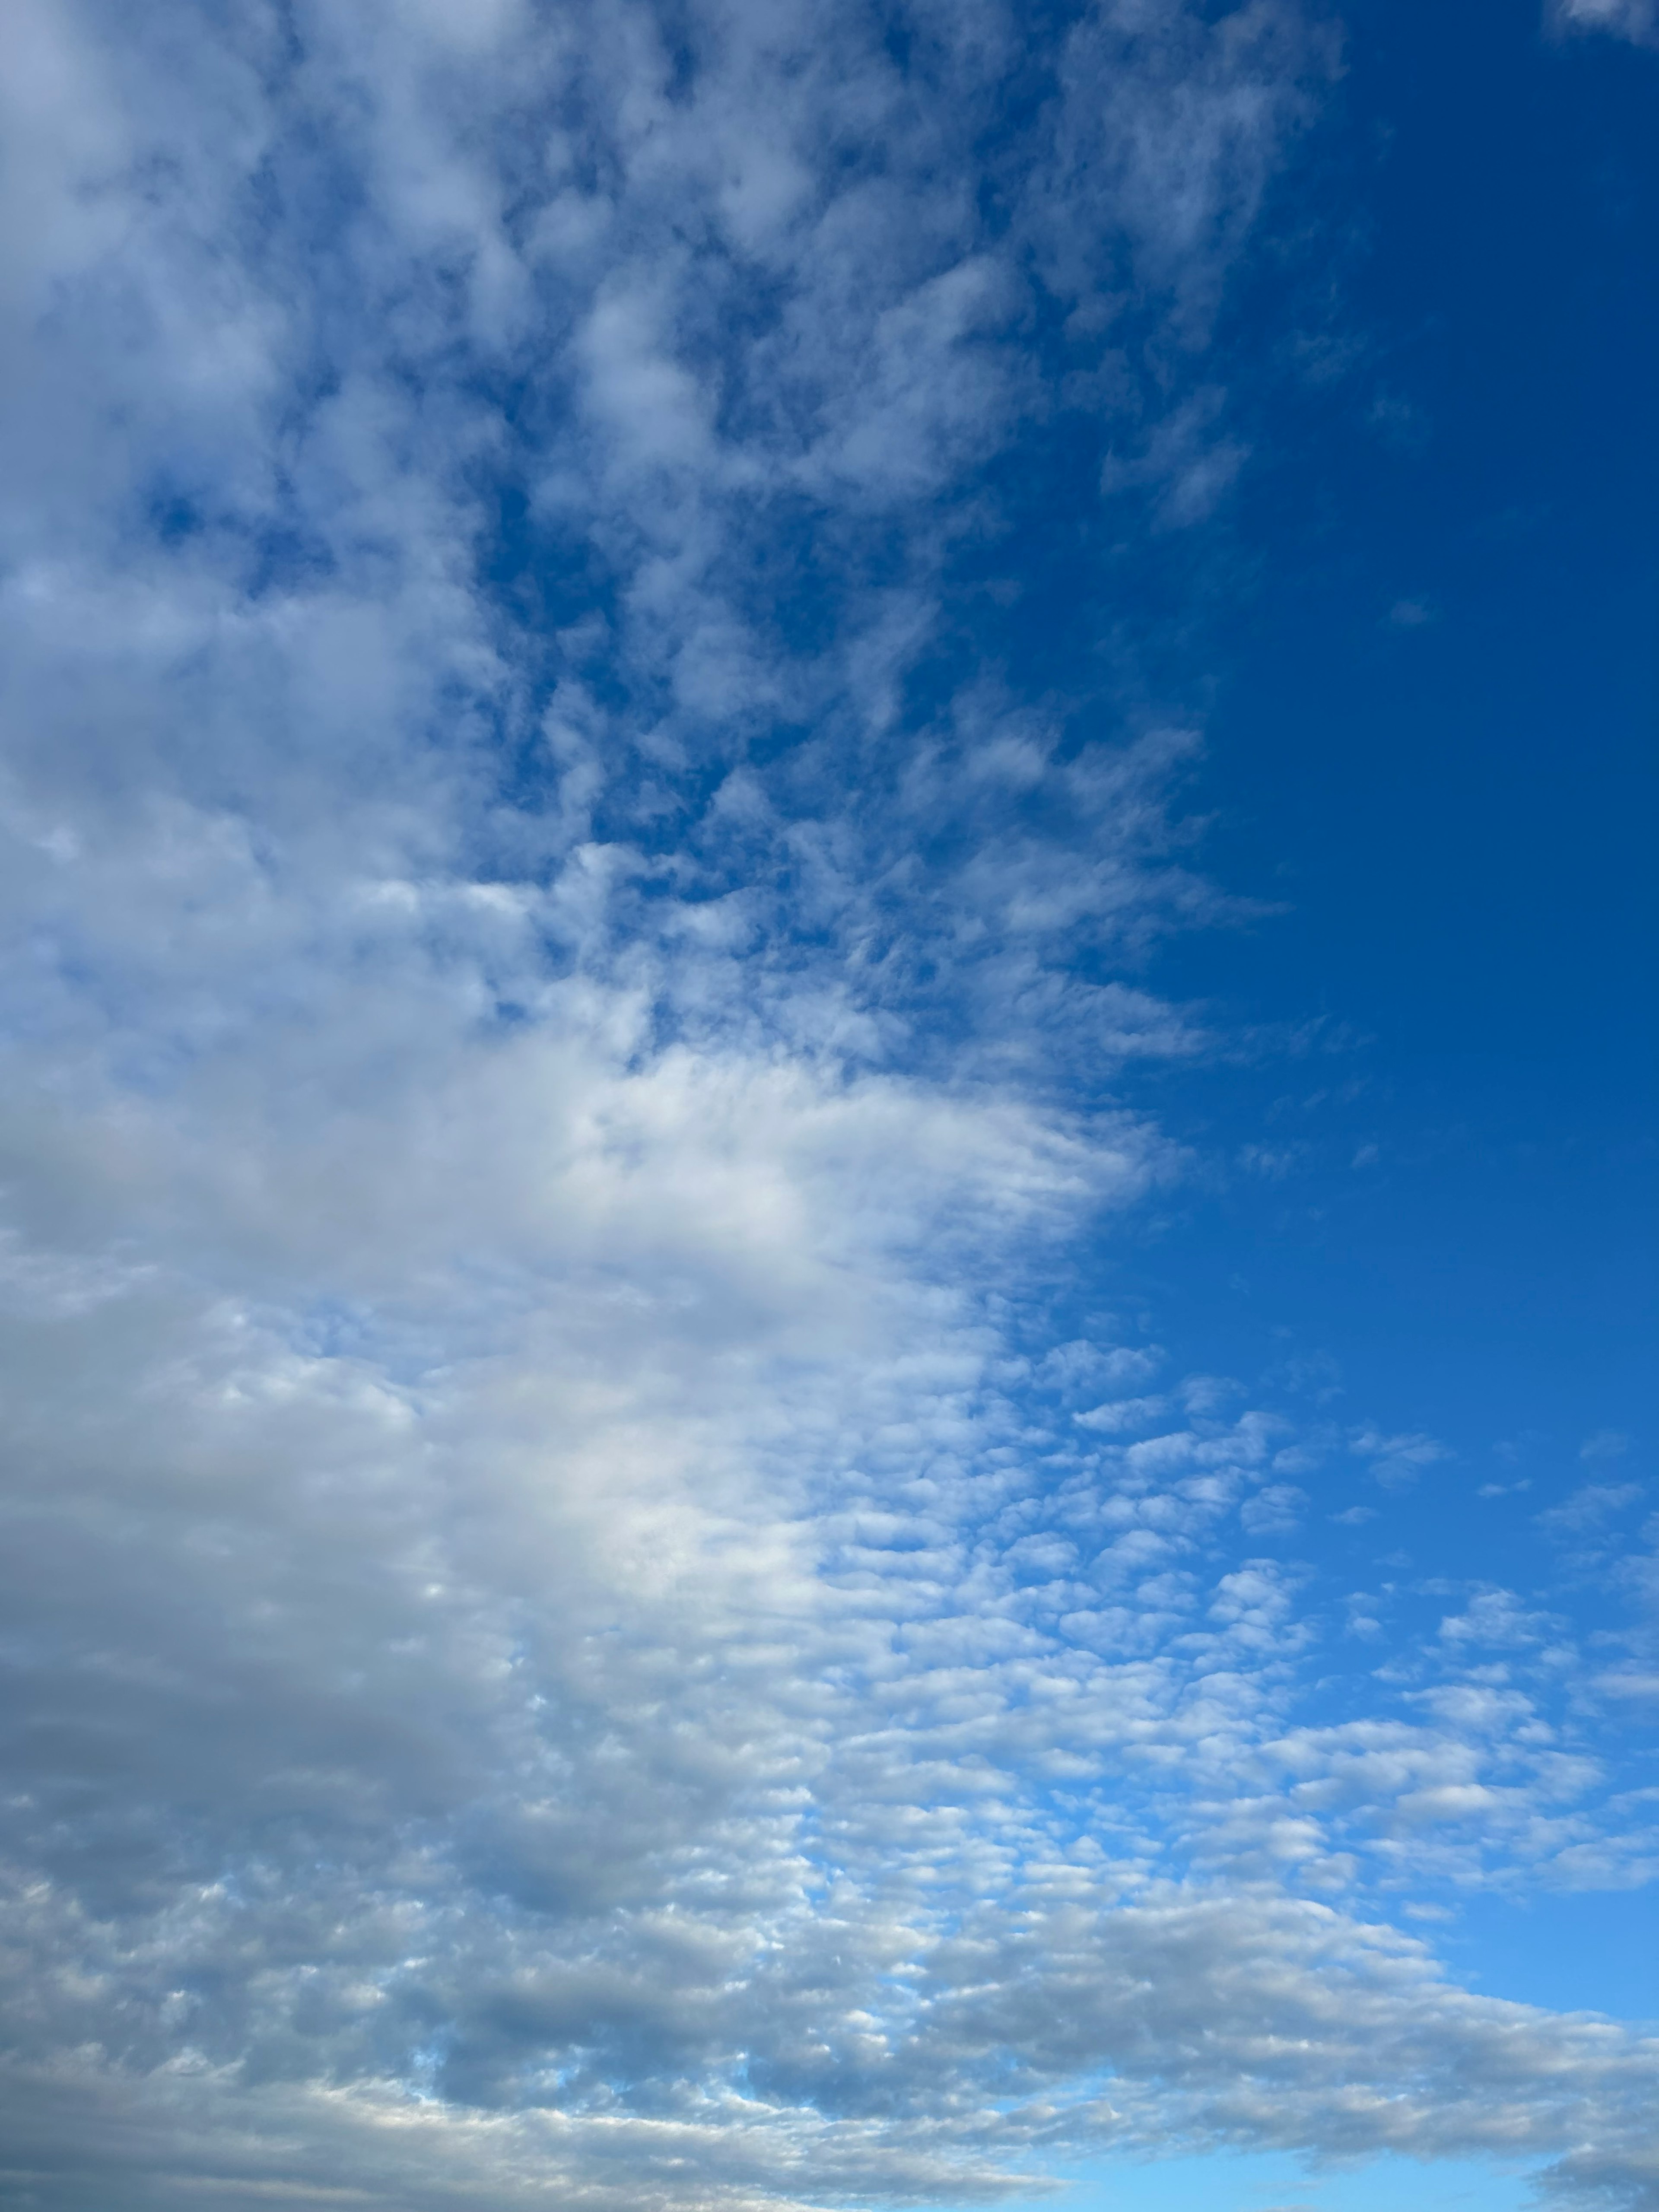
left=0, top=2, right=1653, bottom=2211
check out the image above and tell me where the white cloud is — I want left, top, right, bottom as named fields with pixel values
left=1538, top=1483, right=1643, bottom=1537
left=0, top=2, right=1653, bottom=2209
left=1550, top=0, right=1659, bottom=48
left=1240, top=1483, right=1308, bottom=1535
left=1350, top=1428, right=1452, bottom=1490
left=1581, top=1430, right=1633, bottom=1462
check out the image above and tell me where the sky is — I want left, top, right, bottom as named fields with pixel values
left=0, top=3, right=1654, bottom=2211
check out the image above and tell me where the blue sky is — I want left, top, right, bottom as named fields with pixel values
left=0, top=3, right=1654, bottom=2211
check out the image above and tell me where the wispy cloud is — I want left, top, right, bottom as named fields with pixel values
left=1549, top=0, right=1659, bottom=48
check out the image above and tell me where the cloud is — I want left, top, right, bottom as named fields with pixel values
left=1240, top=1483, right=1309, bottom=1535
left=1438, top=1588, right=1563, bottom=1647
left=0, top=2, right=1653, bottom=2210
left=1538, top=1483, right=1643, bottom=1536
left=1386, top=597, right=1436, bottom=629
left=1581, top=1430, right=1633, bottom=1463
left=1549, top=0, right=1659, bottom=48
left=1350, top=1428, right=1452, bottom=1490
left=1100, top=388, right=1251, bottom=529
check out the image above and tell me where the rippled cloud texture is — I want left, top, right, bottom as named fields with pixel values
left=0, top=3, right=1655, bottom=2209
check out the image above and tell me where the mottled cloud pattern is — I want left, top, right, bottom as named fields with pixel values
left=0, top=4, right=1654, bottom=2211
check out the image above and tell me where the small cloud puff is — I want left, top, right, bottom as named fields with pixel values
left=1044, top=1339, right=1166, bottom=1399
left=1075, top=1393, right=1170, bottom=1434
left=1537, top=1482, right=1643, bottom=1535
left=1351, top=1426, right=1452, bottom=1489
left=1580, top=1429, right=1632, bottom=1462
left=1549, top=0, right=1659, bottom=46
left=1100, top=388, right=1249, bottom=529
left=1439, top=1587, right=1563, bottom=1647
left=1241, top=1482, right=1309, bottom=1536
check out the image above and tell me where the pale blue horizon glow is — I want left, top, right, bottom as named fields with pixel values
left=941, top=2148, right=1547, bottom=2212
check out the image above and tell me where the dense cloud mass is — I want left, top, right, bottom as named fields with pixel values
left=0, top=3, right=1655, bottom=2209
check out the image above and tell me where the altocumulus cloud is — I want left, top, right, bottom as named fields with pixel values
left=0, top=3, right=1656, bottom=2210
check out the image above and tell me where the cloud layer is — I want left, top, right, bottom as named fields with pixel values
left=0, top=3, right=1655, bottom=2209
